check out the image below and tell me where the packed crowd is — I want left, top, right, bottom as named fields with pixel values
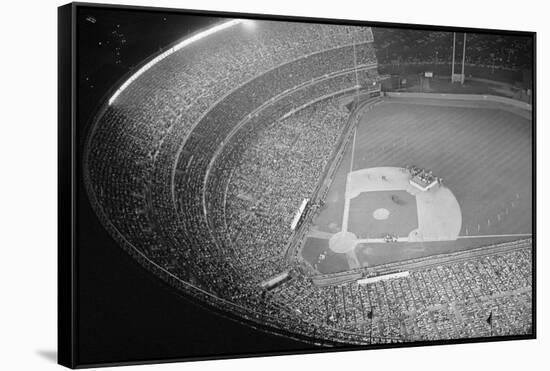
left=85, top=20, right=378, bottom=293
left=373, top=28, right=532, bottom=70
left=170, top=70, right=377, bottom=290
left=215, top=98, right=350, bottom=283
left=269, top=240, right=532, bottom=342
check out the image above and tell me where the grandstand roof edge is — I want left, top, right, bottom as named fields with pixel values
left=108, top=19, right=243, bottom=106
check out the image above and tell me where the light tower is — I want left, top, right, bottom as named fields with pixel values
left=451, top=32, right=467, bottom=84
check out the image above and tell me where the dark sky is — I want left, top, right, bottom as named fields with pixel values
left=77, top=6, right=224, bottom=131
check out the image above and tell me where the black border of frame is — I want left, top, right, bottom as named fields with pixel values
left=57, top=2, right=537, bottom=368
left=58, top=3, right=77, bottom=368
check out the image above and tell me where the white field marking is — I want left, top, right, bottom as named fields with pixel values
left=307, top=229, right=334, bottom=240
left=342, top=179, right=350, bottom=232
left=457, top=233, right=532, bottom=239
left=341, top=127, right=357, bottom=233
left=350, top=126, right=357, bottom=174
left=356, top=237, right=409, bottom=244
left=355, top=233, right=532, bottom=244
left=346, top=251, right=361, bottom=269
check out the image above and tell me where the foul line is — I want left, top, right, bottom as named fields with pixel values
left=342, top=127, right=357, bottom=233
left=354, top=233, right=532, bottom=245
left=357, top=237, right=408, bottom=244
left=457, top=233, right=532, bottom=239
left=350, top=126, right=357, bottom=174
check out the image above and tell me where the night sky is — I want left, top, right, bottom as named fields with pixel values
left=77, top=6, right=224, bottom=133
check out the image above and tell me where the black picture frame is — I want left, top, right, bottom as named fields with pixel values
left=58, top=2, right=536, bottom=368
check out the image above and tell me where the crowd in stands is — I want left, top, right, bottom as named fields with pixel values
left=85, top=19, right=378, bottom=291
left=168, top=70, right=377, bottom=292
left=212, top=98, right=350, bottom=283
left=373, top=28, right=532, bottom=70
left=269, top=240, right=532, bottom=342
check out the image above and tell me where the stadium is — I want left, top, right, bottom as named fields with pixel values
left=83, top=18, right=533, bottom=346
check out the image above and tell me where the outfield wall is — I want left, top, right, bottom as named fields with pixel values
left=383, top=92, right=532, bottom=111
left=378, top=62, right=529, bottom=87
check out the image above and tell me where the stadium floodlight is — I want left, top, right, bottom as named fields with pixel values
left=108, top=19, right=243, bottom=106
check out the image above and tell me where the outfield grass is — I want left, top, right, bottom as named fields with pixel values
left=352, top=99, right=531, bottom=237
left=302, top=97, right=532, bottom=274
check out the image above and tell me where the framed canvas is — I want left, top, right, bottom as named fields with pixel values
left=58, top=2, right=536, bottom=368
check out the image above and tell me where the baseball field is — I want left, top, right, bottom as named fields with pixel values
left=302, top=96, right=532, bottom=274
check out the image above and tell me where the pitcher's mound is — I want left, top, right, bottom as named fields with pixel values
left=373, top=208, right=390, bottom=220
